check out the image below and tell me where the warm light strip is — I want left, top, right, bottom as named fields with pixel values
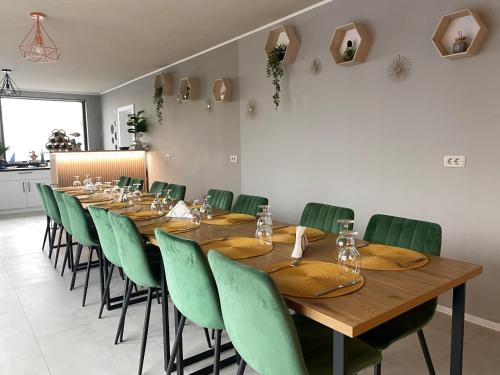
left=52, top=151, right=147, bottom=189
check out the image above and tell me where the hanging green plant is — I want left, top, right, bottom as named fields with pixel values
left=153, top=88, right=164, bottom=124
left=266, top=44, right=287, bottom=110
left=127, top=110, right=148, bottom=134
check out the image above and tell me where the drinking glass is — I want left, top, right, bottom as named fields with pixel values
left=83, top=177, right=96, bottom=193
left=335, top=219, right=355, bottom=249
left=151, top=194, right=163, bottom=214
left=256, top=205, right=272, bottom=228
left=161, top=189, right=174, bottom=211
left=94, top=177, right=103, bottom=191
left=132, top=183, right=142, bottom=203
left=255, top=212, right=273, bottom=246
left=72, top=176, right=82, bottom=187
left=122, top=186, right=134, bottom=206
left=337, top=230, right=361, bottom=274
left=83, top=174, right=91, bottom=185
left=199, top=195, right=213, bottom=220
left=103, top=182, right=113, bottom=198
left=191, top=199, right=201, bottom=225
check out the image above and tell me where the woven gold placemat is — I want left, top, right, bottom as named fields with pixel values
left=201, top=237, right=272, bottom=259
left=79, top=196, right=113, bottom=204
left=66, top=190, right=94, bottom=196
left=272, top=226, right=326, bottom=244
left=141, top=220, right=199, bottom=235
left=265, top=260, right=364, bottom=298
left=202, top=213, right=256, bottom=226
left=123, top=210, right=166, bottom=221
left=56, top=187, right=82, bottom=192
left=94, top=201, right=133, bottom=210
left=359, top=244, right=429, bottom=271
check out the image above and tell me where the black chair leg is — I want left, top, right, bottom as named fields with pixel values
left=99, top=264, right=115, bottom=318
left=204, top=328, right=212, bottom=349
left=82, top=247, right=94, bottom=307
left=115, top=279, right=133, bottom=344
left=48, top=222, right=58, bottom=258
left=70, top=244, right=83, bottom=290
left=417, top=329, right=436, bottom=375
left=212, top=329, right=215, bottom=340
left=236, top=360, right=246, bottom=375
left=214, top=329, right=222, bottom=375
left=138, top=288, right=154, bottom=375
left=61, top=233, right=70, bottom=276
left=166, top=313, right=187, bottom=375
left=374, top=362, right=382, bottom=375
left=53, top=227, right=63, bottom=269
left=42, top=216, right=50, bottom=252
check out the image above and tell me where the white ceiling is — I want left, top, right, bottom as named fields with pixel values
left=0, top=0, right=322, bottom=94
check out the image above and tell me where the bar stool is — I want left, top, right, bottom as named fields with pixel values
left=34, top=183, right=51, bottom=253
left=207, top=189, right=233, bottom=211
left=232, top=194, right=268, bottom=216
left=40, top=185, right=64, bottom=261
left=53, top=190, right=76, bottom=274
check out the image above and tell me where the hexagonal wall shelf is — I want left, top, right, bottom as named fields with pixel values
left=154, top=73, right=173, bottom=96
left=212, top=79, right=232, bottom=103
left=264, top=25, right=300, bottom=64
left=329, top=22, right=371, bottom=66
left=432, top=9, right=488, bottom=60
left=179, top=77, right=199, bottom=101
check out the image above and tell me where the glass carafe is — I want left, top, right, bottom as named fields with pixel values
left=191, top=199, right=201, bottom=225
left=161, top=189, right=174, bottom=211
left=199, top=195, right=213, bottom=220
left=132, top=183, right=142, bottom=203
left=122, top=186, right=134, bottom=206
left=335, top=219, right=355, bottom=249
left=337, top=230, right=361, bottom=274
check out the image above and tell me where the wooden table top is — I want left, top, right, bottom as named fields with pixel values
left=118, top=208, right=483, bottom=338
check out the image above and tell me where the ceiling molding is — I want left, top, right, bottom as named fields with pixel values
left=100, top=0, right=334, bottom=95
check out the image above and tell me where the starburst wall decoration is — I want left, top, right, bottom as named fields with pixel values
left=387, top=55, right=412, bottom=81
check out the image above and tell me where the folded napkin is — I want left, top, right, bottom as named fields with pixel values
left=291, top=226, right=309, bottom=258
left=167, top=200, right=193, bottom=219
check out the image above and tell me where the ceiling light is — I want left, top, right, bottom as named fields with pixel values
left=19, top=12, right=60, bottom=63
left=0, top=69, right=22, bottom=97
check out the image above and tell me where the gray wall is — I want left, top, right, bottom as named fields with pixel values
left=101, top=0, right=500, bottom=322
left=100, top=44, right=241, bottom=200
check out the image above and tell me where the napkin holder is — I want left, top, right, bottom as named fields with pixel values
left=167, top=200, right=193, bottom=219
left=291, top=226, right=309, bottom=258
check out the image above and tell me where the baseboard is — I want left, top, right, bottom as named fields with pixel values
left=437, top=304, right=500, bottom=332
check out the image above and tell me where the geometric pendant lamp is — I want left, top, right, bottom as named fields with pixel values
left=0, top=69, right=22, bottom=97
left=19, top=12, right=60, bottom=63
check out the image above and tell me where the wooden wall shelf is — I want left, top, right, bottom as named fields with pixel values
left=432, top=9, right=488, bottom=60
left=329, top=22, right=371, bottom=66
left=212, top=79, right=232, bottom=103
left=264, top=25, right=300, bottom=64
left=179, top=77, right=199, bottom=101
left=154, top=73, right=173, bottom=96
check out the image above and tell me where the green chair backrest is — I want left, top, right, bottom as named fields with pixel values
left=155, top=229, right=224, bottom=330
left=62, top=194, right=99, bottom=247
left=53, top=190, right=72, bottom=235
left=208, top=251, right=308, bottom=375
left=35, top=183, right=49, bottom=216
left=150, top=181, right=168, bottom=195
left=232, top=194, right=268, bottom=216
left=364, top=214, right=442, bottom=256
left=40, top=185, right=62, bottom=225
left=130, top=178, right=144, bottom=191
left=207, top=189, right=233, bottom=211
left=107, top=212, right=160, bottom=288
left=88, top=206, right=122, bottom=267
left=300, top=202, right=354, bottom=233
left=117, top=176, right=131, bottom=187
left=167, top=183, right=186, bottom=201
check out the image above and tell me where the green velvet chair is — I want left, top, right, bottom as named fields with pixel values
left=156, top=229, right=226, bottom=375
left=130, top=178, right=144, bottom=191
left=108, top=211, right=162, bottom=375
left=40, top=185, right=63, bottom=260
left=53, top=190, right=75, bottom=275
left=63, top=194, right=101, bottom=306
left=167, top=183, right=186, bottom=201
left=232, top=194, right=268, bottom=216
left=207, top=251, right=382, bottom=375
left=207, top=189, right=233, bottom=211
left=117, top=176, right=131, bottom=187
left=300, top=202, right=354, bottom=233
left=150, top=181, right=168, bottom=195
left=359, top=214, right=442, bottom=374
left=35, top=183, right=52, bottom=253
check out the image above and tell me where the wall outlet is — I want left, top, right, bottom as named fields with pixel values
left=444, top=155, right=465, bottom=168
left=230, top=155, right=238, bottom=163
left=164, top=153, right=171, bottom=160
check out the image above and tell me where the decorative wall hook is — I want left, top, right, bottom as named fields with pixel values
left=310, top=57, right=321, bottom=74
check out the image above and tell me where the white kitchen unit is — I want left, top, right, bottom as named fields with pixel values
left=0, top=169, right=51, bottom=214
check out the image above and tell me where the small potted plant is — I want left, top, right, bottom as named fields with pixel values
left=0, top=143, right=9, bottom=169
left=266, top=44, right=287, bottom=110
left=153, top=87, right=164, bottom=124
left=127, top=110, right=149, bottom=150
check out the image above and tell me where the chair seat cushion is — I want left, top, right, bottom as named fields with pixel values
left=293, top=315, right=382, bottom=374
left=358, top=299, right=437, bottom=350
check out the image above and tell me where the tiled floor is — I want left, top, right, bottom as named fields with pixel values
left=0, top=213, right=498, bottom=375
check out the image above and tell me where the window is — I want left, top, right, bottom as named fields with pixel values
left=0, top=98, right=86, bottom=162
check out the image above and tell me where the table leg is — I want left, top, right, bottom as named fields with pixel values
left=450, top=283, right=466, bottom=375
left=161, top=261, right=171, bottom=371
left=175, top=307, right=184, bottom=375
left=333, top=330, right=347, bottom=375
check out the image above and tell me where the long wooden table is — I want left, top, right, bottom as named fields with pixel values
left=128, top=210, right=482, bottom=375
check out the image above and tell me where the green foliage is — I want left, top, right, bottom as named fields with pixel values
left=0, top=143, right=9, bottom=156
left=153, top=88, right=164, bottom=124
left=127, top=110, right=148, bottom=134
left=266, top=44, right=286, bottom=110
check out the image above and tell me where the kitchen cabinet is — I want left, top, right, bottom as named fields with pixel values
left=0, top=169, right=51, bottom=214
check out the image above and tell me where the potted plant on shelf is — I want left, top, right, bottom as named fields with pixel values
left=0, top=143, right=9, bottom=169
left=266, top=44, right=287, bottom=110
left=127, top=110, right=149, bottom=150
left=153, top=87, right=164, bottom=124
